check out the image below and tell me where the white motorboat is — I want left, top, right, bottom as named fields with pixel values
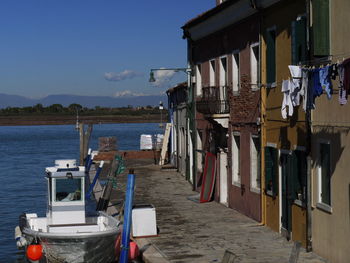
left=16, top=159, right=121, bottom=263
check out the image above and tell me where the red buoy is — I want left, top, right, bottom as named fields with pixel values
left=26, top=244, right=43, bottom=261
left=129, top=241, right=139, bottom=260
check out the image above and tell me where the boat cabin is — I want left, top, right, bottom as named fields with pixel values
left=46, top=160, right=86, bottom=225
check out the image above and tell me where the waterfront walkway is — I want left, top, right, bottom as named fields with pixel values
left=105, top=158, right=327, bottom=263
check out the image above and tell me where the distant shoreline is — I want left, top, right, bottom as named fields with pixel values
left=0, top=115, right=163, bottom=126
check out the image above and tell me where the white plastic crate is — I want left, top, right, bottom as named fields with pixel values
left=132, top=204, right=157, bottom=237
left=140, top=135, right=153, bottom=150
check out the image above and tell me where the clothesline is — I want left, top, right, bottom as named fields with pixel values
left=299, top=51, right=350, bottom=65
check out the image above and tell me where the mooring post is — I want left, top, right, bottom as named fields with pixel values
left=119, top=169, right=135, bottom=263
left=79, top=123, right=93, bottom=166
left=79, top=123, right=85, bottom=165
left=83, top=124, right=93, bottom=161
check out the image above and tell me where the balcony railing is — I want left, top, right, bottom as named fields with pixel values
left=196, top=86, right=229, bottom=114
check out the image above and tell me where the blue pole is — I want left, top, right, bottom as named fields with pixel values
left=85, top=161, right=104, bottom=200
left=85, top=149, right=92, bottom=170
left=86, top=157, right=93, bottom=173
left=119, top=169, right=135, bottom=263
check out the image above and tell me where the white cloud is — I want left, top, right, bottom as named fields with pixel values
left=104, top=70, right=143, bottom=82
left=151, top=69, right=177, bottom=88
left=114, top=90, right=147, bottom=97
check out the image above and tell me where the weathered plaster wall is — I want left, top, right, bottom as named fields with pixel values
left=311, top=2, right=350, bottom=261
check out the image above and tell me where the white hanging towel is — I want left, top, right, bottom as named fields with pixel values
left=281, top=79, right=294, bottom=119
left=301, top=69, right=309, bottom=112
left=288, top=65, right=302, bottom=78
left=288, top=65, right=303, bottom=107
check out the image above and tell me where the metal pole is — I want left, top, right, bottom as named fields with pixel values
left=119, top=169, right=136, bottom=263
left=305, top=0, right=312, bottom=252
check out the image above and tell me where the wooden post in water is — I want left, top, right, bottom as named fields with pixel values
left=79, top=123, right=84, bottom=165
left=84, top=124, right=93, bottom=160
left=79, top=123, right=93, bottom=166
left=96, top=158, right=119, bottom=211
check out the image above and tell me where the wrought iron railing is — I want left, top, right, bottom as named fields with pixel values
left=196, top=86, right=229, bottom=114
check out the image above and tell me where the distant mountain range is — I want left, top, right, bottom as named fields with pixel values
left=0, top=93, right=168, bottom=108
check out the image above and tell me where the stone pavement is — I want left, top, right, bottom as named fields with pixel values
left=107, top=159, right=327, bottom=263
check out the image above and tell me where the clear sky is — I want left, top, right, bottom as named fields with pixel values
left=0, top=0, right=214, bottom=98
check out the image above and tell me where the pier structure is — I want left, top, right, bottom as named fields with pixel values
left=89, top=151, right=327, bottom=263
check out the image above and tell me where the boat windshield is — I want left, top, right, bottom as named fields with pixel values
left=55, top=178, right=82, bottom=202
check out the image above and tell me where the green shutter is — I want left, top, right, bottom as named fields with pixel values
left=313, top=0, right=330, bottom=56
left=265, top=147, right=278, bottom=195
left=290, top=152, right=300, bottom=201
left=271, top=148, right=278, bottom=195
left=320, top=143, right=331, bottom=205
left=266, top=30, right=276, bottom=84
left=292, top=16, right=307, bottom=64
left=265, top=147, right=273, bottom=192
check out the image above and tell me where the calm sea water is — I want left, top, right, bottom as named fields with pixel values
left=0, top=123, right=163, bottom=262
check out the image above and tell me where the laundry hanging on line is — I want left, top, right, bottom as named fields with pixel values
left=280, top=58, right=350, bottom=119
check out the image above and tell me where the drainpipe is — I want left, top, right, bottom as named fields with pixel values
left=249, top=0, right=266, bottom=226
left=183, top=28, right=197, bottom=190
left=260, top=14, right=267, bottom=226
left=305, top=0, right=313, bottom=252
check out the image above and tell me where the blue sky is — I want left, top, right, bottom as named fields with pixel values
left=0, top=0, right=214, bottom=98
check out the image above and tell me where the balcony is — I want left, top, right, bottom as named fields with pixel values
left=196, top=86, right=229, bottom=115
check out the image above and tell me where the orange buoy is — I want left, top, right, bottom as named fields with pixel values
left=26, top=244, right=43, bottom=261
left=128, top=241, right=139, bottom=260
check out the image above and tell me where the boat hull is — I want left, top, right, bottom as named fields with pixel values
left=23, top=230, right=119, bottom=263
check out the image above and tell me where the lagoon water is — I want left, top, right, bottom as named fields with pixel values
left=0, top=123, right=163, bottom=262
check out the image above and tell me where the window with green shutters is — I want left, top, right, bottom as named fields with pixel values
left=292, top=16, right=307, bottom=65
left=265, top=146, right=278, bottom=196
left=266, top=29, right=276, bottom=86
left=312, top=0, right=330, bottom=56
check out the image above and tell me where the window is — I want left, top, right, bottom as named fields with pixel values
left=250, top=43, right=259, bottom=90
left=220, top=56, right=228, bottom=87
left=266, top=28, right=276, bottom=86
left=196, top=64, right=202, bottom=96
left=55, top=178, right=82, bottom=202
left=265, top=146, right=278, bottom=196
left=209, top=59, right=216, bottom=87
left=318, top=142, right=331, bottom=207
left=292, top=16, right=307, bottom=65
left=232, top=52, right=240, bottom=93
left=232, top=134, right=240, bottom=185
left=250, top=136, right=261, bottom=191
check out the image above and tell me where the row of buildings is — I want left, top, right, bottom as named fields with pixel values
left=166, top=1, right=350, bottom=262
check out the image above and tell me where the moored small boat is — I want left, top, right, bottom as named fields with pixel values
left=15, top=159, right=121, bottom=263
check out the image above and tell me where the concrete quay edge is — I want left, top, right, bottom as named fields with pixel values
left=135, top=238, right=170, bottom=263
